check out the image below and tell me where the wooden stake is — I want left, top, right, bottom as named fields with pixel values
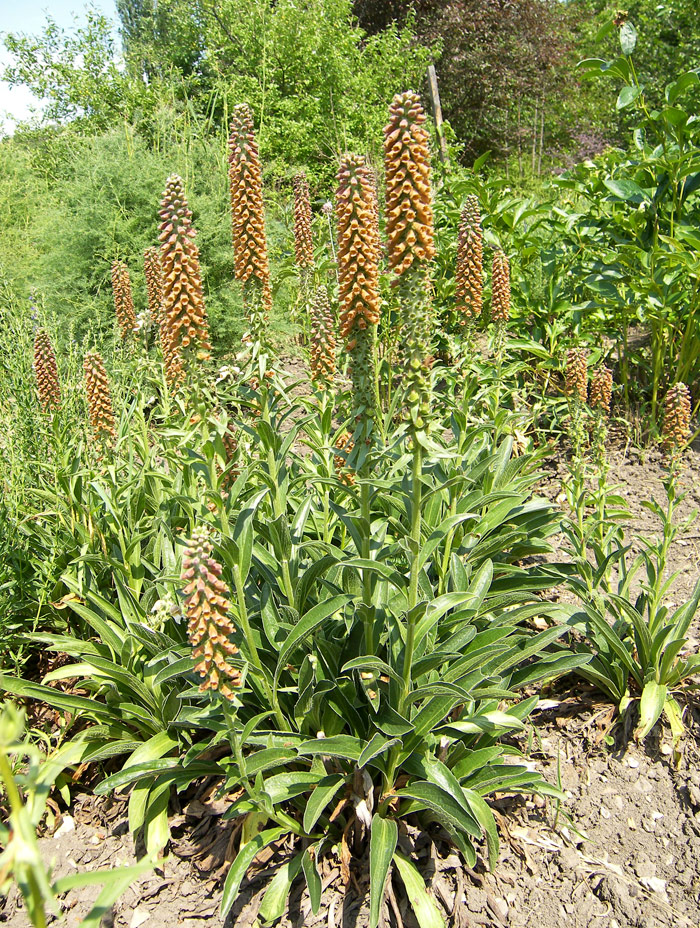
left=427, top=63, right=449, bottom=169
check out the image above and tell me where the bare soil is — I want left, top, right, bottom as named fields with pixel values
left=2, top=450, right=699, bottom=928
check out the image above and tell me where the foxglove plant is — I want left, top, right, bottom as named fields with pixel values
left=33, top=329, right=60, bottom=412
left=228, top=105, right=272, bottom=353
left=158, top=175, right=211, bottom=384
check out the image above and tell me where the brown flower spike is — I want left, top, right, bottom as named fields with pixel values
left=565, top=348, right=588, bottom=405
left=491, top=250, right=510, bottom=324
left=309, top=286, right=336, bottom=387
left=293, top=172, right=313, bottom=268
left=336, top=154, right=381, bottom=432
left=182, top=528, right=241, bottom=700
left=384, top=91, right=435, bottom=430
left=384, top=91, right=435, bottom=276
left=83, top=351, right=116, bottom=446
left=334, top=432, right=356, bottom=487
left=662, top=383, right=691, bottom=453
left=590, top=366, right=613, bottom=415
left=111, top=260, right=137, bottom=338
left=158, top=175, right=211, bottom=369
left=456, top=195, right=483, bottom=322
left=144, top=246, right=164, bottom=329
left=228, top=105, right=272, bottom=339
left=33, top=329, right=61, bottom=411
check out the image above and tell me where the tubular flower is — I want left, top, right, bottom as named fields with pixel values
left=334, top=432, right=356, bottom=487
left=383, top=91, right=435, bottom=431
left=662, top=383, right=692, bottom=452
left=491, top=250, right=511, bottom=324
left=309, top=286, right=336, bottom=387
left=565, top=348, right=588, bottom=405
left=158, top=174, right=211, bottom=369
left=590, top=366, right=613, bottom=415
left=33, top=329, right=61, bottom=411
left=182, top=528, right=242, bottom=700
left=293, top=172, right=314, bottom=268
left=228, top=104, right=272, bottom=340
left=455, top=195, right=483, bottom=322
left=83, top=351, right=116, bottom=446
left=144, top=246, right=164, bottom=329
left=336, top=154, right=380, bottom=433
left=111, top=260, right=137, bottom=338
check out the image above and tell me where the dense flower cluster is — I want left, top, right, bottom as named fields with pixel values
left=293, top=172, right=313, bottom=268
left=455, top=195, right=483, bottom=322
left=309, top=286, right=336, bottom=387
left=662, top=383, right=692, bottom=452
left=384, top=91, right=435, bottom=431
left=158, top=175, right=211, bottom=372
left=182, top=528, right=242, bottom=700
left=83, top=351, right=116, bottom=446
left=33, top=329, right=61, bottom=411
left=491, top=250, right=510, bottom=324
left=143, top=246, right=164, bottom=329
left=111, top=260, right=137, bottom=338
left=590, top=366, right=613, bottom=415
left=336, top=154, right=380, bottom=431
left=384, top=91, right=435, bottom=276
left=228, top=104, right=272, bottom=337
left=334, top=432, right=356, bottom=487
left=565, top=348, right=588, bottom=404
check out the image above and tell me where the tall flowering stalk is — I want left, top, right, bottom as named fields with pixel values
left=309, top=286, right=336, bottom=389
left=651, top=382, right=693, bottom=616
left=293, top=172, right=313, bottom=341
left=158, top=174, right=211, bottom=383
left=144, top=247, right=164, bottom=329
left=382, top=90, right=436, bottom=751
left=111, top=260, right=137, bottom=338
left=228, top=104, right=272, bottom=350
left=182, top=528, right=242, bottom=701
left=83, top=351, right=116, bottom=450
left=491, top=249, right=510, bottom=361
left=384, top=90, right=435, bottom=434
left=336, top=153, right=381, bottom=448
left=456, top=195, right=483, bottom=333
left=564, top=347, right=589, bottom=542
left=33, top=329, right=61, bottom=411
left=590, top=365, right=614, bottom=549
left=336, top=153, right=381, bottom=657
left=662, top=383, right=691, bottom=455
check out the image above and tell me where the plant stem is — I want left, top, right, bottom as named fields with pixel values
left=233, top=564, right=288, bottom=730
left=400, top=441, right=423, bottom=711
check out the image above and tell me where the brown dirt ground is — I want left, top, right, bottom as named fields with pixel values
left=2, top=449, right=700, bottom=928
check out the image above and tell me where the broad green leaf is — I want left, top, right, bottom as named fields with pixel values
left=297, top=735, right=363, bottom=760
left=274, top=595, right=351, bottom=686
left=258, top=853, right=303, bottom=924
left=303, top=774, right=346, bottom=833
left=221, top=828, right=287, bottom=918
left=55, top=857, right=158, bottom=928
left=619, top=21, right=637, bottom=55
left=462, top=789, right=498, bottom=871
left=358, top=734, right=401, bottom=769
left=396, top=781, right=480, bottom=838
left=0, top=677, right=116, bottom=721
left=302, top=845, right=322, bottom=914
left=392, top=852, right=445, bottom=928
left=369, top=816, right=398, bottom=928
left=635, top=681, right=667, bottom=740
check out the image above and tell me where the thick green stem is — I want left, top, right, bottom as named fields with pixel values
left=361, top=480, right=373, bottom=653
left=233, top=564, right=288, bottom=730
left=400, top=441, right=424, bottom=711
